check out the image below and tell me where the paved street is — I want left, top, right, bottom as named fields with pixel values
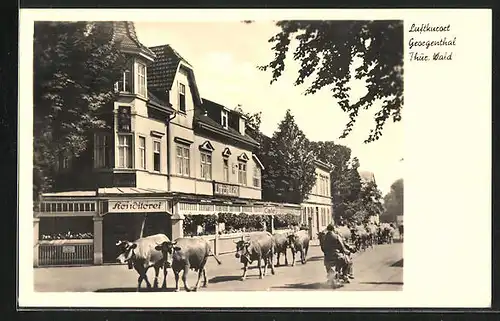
left=34, top=241, right=403, bottom=292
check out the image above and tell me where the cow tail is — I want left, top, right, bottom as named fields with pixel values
left=209, top=248, right=222, bottom=265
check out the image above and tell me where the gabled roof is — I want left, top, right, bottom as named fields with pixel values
left=194, top=100, right=259, bottom=148
left=253, top=154, right=265, bottom=170
left=195, top=113, right=259, bottom=147
left=147, top=44, right=202, bottom=106
left=314, top=159, right=332, bottom=172
left=148, top=45, right=191, bottom=91
left=112, top=22, right=156, bottom=60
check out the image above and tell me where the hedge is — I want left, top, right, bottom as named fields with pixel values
left=218, top=213, right=271, bottom=230
left=183, top=214, right=217, bottom=236
left=273, top=213, right=300, bottom=229
left=183, top=213, right=274, bottom=236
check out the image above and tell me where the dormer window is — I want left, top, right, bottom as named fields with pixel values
left=221, top=110, right=228, bottom=129
left=137, top=62, right=147, bottom=97
left=178, top=83, right=186, bottom=113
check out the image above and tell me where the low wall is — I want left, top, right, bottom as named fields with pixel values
left=38, top=239, right=94, bottom=266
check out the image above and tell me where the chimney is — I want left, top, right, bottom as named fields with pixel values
left=239, top=116, right=246, bottom=136
left=235, top=104, right=246, bottom=136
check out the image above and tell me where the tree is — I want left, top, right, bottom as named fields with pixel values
left=243, top=110, right=263, bottom=144
left=261, top=110, right=316, bottom=203
left=358, top=181, right=384, bottom=219
left=382, top=178, right=404, bottom=222
left=33, top=22, right=126, bottom=201
left=258, top=20, right=403, bottom=143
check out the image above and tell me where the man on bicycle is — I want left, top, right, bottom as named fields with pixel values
left=322, top=224, right=355, bottom=283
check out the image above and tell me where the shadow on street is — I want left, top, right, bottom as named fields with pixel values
left=271, top=282, right=344, bottom=290
left=359, top=281, right=403, bottom=286
left=307, top=256, right=323, bottom=262
left=391, top=259, right=403, bottom=267
left=208, top=275, right=242, bottom=284
left=95, top=287, right=176, bottom=292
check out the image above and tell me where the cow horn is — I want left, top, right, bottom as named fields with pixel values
left=115, top=241, right=122, bottom=246
left=171, top=241, right=177, bottom=245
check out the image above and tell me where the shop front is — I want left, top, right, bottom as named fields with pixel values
left=34, top=189, right=173, bottom=266
left=34, top=192, right=98, bottom=267
left=100, top=198, right=172, bottom=263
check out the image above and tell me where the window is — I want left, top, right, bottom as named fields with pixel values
left=221, top=110, right=228, bottom=129
left=200, top=152, right=212, bottom=180
left=114, top=69, right=131, bottom=93
left=118, top=135, right=132, bottom=168
left=117, top=106, right=131, bottom=132
left=176, top=145, right=190, bottom=176
left=223, top=159, right=230, bottom=182
left=94, top=133, right=111, bottom=168
left=139, top=136, right=146, bottom=169
left=137, top=62, right=146, bottom=97
left=153, top=141, right=161, bottom=172
left=178, top=83, right=186, bottom=113
left=253, top=166, right=261, bottom=188
left=238, top=161, right=247, bottom=185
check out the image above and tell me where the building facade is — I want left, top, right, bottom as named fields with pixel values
left=33, top=22, right=301, bottom=267
left=300, top=160, right=334, bottom=238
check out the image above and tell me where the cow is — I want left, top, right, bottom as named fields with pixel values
left=234, top=231, right=276, bottom=280
left=351, top=225, right=370, bottom=251
left=155, top=237, right=222, bottom=292
left=334, top=225, right=353, bottom=244
left=364, top=223, right=379, bottom=248
left=398, top=224, right=404, bottom=241
left=287, top=229, right=310, bottom=266
left=378, top=223, right=396, bottom=244
left=115, top=233, right=170, bottom=292
left=272, top=232, right=290, bottom=267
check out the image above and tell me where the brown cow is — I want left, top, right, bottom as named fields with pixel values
left=272, top=232, right=290, bottom=266
left=116, top=233, right=170, bottom=291
left=155, top=237, right=222, bottom=292
left=287, top=229, right=310, bottom=266
left=235, top=231, right=276, bottom=280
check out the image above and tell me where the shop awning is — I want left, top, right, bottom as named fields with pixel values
left=97, top=187, right=169, bottom=196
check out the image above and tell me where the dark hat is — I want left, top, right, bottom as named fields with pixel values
left=326, top=224, right=335, bottom=231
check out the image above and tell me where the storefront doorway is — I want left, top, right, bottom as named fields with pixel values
left=102, top=212, right=172, bottom=263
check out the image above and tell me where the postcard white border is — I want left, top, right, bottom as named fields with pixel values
left=19, top=8, right=492, bottom=308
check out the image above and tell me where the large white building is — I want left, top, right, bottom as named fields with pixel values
left=300, top=159, right=333, bottom=239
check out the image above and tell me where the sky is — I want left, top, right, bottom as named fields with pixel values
left=134, top=21, right=403, bottom=195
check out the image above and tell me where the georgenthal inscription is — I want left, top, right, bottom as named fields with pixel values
left=408, top=23, right=456, bottom=62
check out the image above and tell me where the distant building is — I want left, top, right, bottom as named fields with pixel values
left=358, top=169, right=380, bottom=224
left=300, top=159, right=334, bottom=238
left=358, top=170, right=377, bottom=186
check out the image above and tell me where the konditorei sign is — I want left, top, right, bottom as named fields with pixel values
left=108, top=200, right=167, bottom=213
left=213, top=182, right=240, bottom=197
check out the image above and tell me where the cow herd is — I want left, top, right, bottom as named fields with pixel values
left=332, top=222, right=398, bottom=253
left=114, top=222, right=399, bottom=292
